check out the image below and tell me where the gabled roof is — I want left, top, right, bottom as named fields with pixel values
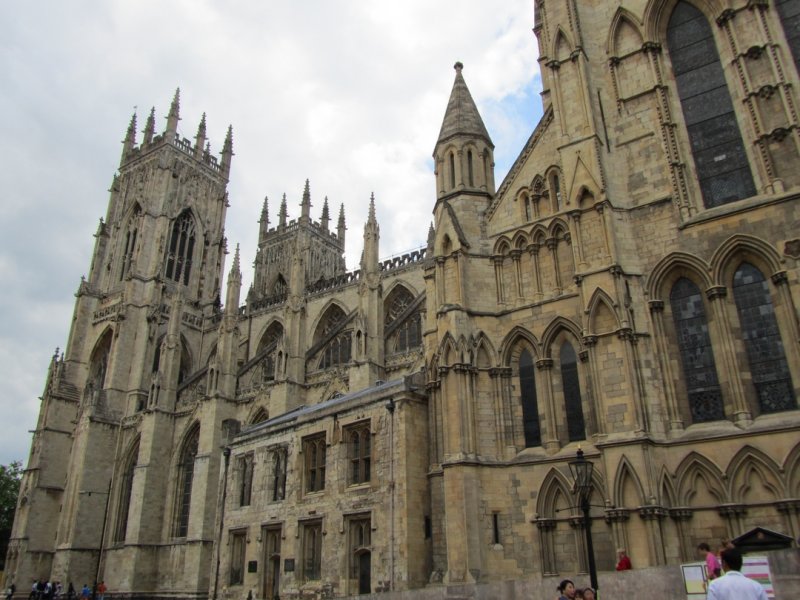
left=436, top=62, right=493, bottom=149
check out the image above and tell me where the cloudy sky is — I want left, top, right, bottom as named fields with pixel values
left=0, top=1, right=543, bottom=465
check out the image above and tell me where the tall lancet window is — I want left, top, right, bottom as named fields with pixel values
left=776, top=0, right=800, bottom=77
left=113, top=439, right=139, bottom=543
left=119, top=204, right=141, bottom=280
left=561, top=342, right=586, bottom=442
left=173, top=425, right=199, bottom=537
left=667, top=2, right=756, bottom=208
left=519, top=349, right=541, bottom=447
left=165, top=210, right=196, bottom=285
left=732, top=263, right=795, bottom=413
left=669, top=277, right=725, bottom=422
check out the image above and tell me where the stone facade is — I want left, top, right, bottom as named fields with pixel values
left=7, top=1, right=800, bottom=599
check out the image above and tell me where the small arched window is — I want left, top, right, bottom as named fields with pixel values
left=119, top=205, right=141, bottom=280
left=732, top=263, right=795, bottom=413
left=669, top=277, right=725, bottom=422
left=165, top=210, right=196, bottom=285
left=315, top=305, right=351, bottom=370
left=666, top=2, right=756, bottom=207
left=385, top=286, right=422, bottom=355
left=449, top=152, right=456, bottom=190
left=467, top=150, right=474, bottom=187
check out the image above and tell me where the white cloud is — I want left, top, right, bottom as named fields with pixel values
left=0, top=0, right=542, bottom=464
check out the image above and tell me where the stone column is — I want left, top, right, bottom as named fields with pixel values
left=718, top=504, right=748, bottom=540
left=570, top=516, right=589, bottom=575
left=582, top=335, right=607, bottom=437
left=536, top=518, right=557, bottom=576
left=529, top=244, right=543, bottom=300
left=605, top=508, right=630, bottom=561
left=776, top=500, right=800, bottom=543
left=639, top=506, right=668, bottom=565
left=569, top=210, right=586, bottom=269
left=536, top=358, right=559, bottom=453
left=548, top=238, right=561, bottom=294
left=510, top=249, right=524, bottom=301
left=669, top=508, right=694, bottom=562
left=493, top=257, right=505, bottom=304
left=706, top=287, right=751, bottom=424
left=649, top=300, right=684, bottom=433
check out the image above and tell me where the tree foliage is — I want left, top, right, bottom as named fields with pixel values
left=0, top=460, right=22, bottom=570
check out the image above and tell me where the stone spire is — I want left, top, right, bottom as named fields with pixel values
left=221, top=125, right=234, bottom=177
left=259, top=196, right=270, bottom=242
left=361, top=193, right=380, bottom=274
left=165, top=88, right=181, bottom=139
left=279, top=193, right=288, bottom=227
left=143, top=107, right=156, bottom=145
left=225, top=244, right=242, bottom=314
left=337, top=202, right=346, bottom=245
left=427, top=221, right=436, bottom=253
left=321, top=196, right=330, bottom=231
left=121, top=112, right=137, bottom=164
left=300, top=179, right=312, bottom=221
left=194, top=113, right=207, bottom=159
left=436, top=62, right=493, bottom=148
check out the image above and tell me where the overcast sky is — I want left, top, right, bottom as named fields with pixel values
left=0, top=1, right=543, bottom=465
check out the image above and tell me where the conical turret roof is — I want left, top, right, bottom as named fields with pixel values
left=436, top=62, right=493, bottom=148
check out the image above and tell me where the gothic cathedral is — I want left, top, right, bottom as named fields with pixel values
left=7, top=1, right=800, bottom=598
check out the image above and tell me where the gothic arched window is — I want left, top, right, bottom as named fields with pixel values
left=467, top=150, right=475, bottom=187
left=666, top=2, right=756, bottom=208
left=86, top=330, right=113, bottom=401
left=732, top=263, right=795, bottom=413
left=270, top=448, right=287, bottom=502
left=449, top=152, right=456, bottom=190
left=119, top=205, right=141, bottom=280
left=519, top=349, right=541, bottom=447
left=561, top=342, right=586, bottom=442
left=258, top=321, right=284, bottom=382
left=385, top=286, right=422, bottom=355
left=669, top=277, right=725, bottom=422
left=315, top=305, right=351, bottom=370
left=165, top=210, right=196, bottom=285
left=113, top=439, right=139, bottom=543
left=173, top=425, right=199, bottom=537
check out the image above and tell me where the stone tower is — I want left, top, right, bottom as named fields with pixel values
left=6, top=90, right=234, bottom=594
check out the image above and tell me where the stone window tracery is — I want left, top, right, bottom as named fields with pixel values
left=165, top=210, right=196, bottom=285
left=173, top=425, right=199, bottom=537
left=270, top=447, right=287, bottom=502
left=385, top=286, right=422, bottom=355
left=669, top=277, right=725, bottom=423
left=237, top=452, right=254, bottom=507
left=347, top=422, right=371, bottom=485
left=113, top=439, right=139, bottom=543
left=301, top=520, right=323, bottom=581
left=119, top=205, right=141, bottom=280
left=561, top=342, right=586, bottom=442
left=304, top=434, right=326, bottom=493
left=732, top=263, right=795, bottom=414
left=666, top=2, right=756, bottom=208
left=519, top=349, right=541, bottom=447
left=315, top=305, right=351, bottom=370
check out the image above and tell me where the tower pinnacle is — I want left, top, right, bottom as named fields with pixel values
left=166, top=88, right=181, bottom=138
left=143, top=107, right=156, bottom=145
left=194, top=113, right=207, bottom=159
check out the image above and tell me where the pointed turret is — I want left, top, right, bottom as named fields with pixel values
left=194, top=113, right=207, bottom=159
left=279, top=194, right=288, bottom=227
left=337, top=203, right=346, bottom=245
left=165, top=88, right=181, bottom=139
left=143, top=107, right=156, bottom=145
left=220, top=125, right=233, bottom=177
left=361, top=193, right=380, bottom=274
left=321, top=196, right=330, bottom=231
left=427, top=222, right=436, bottom=253
left=259, top=196, right=271, bottom=242
left=121, top=112, right=137, bottom=164
left=225, top=244, right=242, bottom=314
left=434, top=62, right=496, bottom=195
left=300, top=179, right=312, bottom=221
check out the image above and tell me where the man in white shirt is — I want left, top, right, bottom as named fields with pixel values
left=707, top=547, right=768, bottom=600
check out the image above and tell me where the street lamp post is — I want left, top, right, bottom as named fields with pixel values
left=569, top=448, right=599, bottom=595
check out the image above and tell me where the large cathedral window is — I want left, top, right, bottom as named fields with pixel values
left=257, top=321, right=284, bottom=382
left=669, top=277, right=725, bottom=422
left=666, top=2, right=756, bottom=208
left=561, top=342, right=586, bottom=442
left=519, top=349, right=541, bottom=447
left=173, top=424, right=199, bottom=537
left=384, top=286, right=422, bottom=355
left=165, top=210, right=196, bottom=285
left=732, top=263, right=795, bottom=414
left=119, top=204, right=141, bottom=280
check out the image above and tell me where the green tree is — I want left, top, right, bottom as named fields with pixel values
left=0, top=461, right=22, bottom=570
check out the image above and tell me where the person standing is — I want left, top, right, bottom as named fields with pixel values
left=707, top=547, right=768, bottom=600
left=79, top=585, right=89, bottom=600
left=95, top=582, right=105, bottom=600
left=615, top=548, right=632, bottom=571
left=557, top=579, right=576, bottom=600
left=698, top=542, right=721, bottom=581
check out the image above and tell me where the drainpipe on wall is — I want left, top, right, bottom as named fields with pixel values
left=386, top=397, right=396, bottom=591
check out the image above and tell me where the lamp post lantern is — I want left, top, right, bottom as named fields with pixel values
left=569, top=448, right=599, bottom=595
